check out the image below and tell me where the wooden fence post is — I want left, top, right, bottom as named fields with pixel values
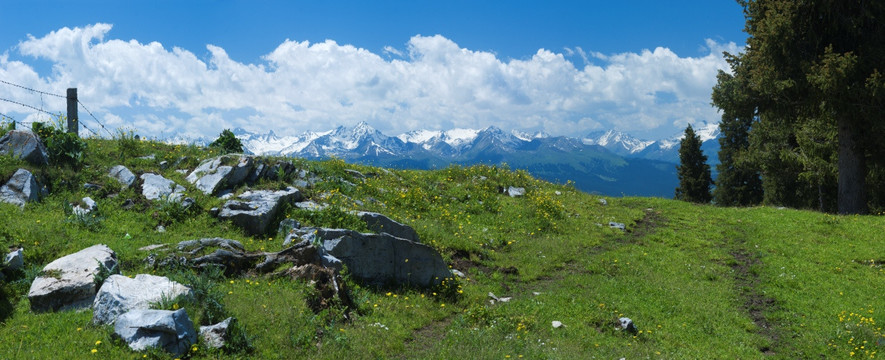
left=67, top=88, right=78, bottom=136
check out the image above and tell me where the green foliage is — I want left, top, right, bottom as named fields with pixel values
left=675, top=125, right=712, bottom=203
left=31, top=119, right=87, bottom=168
left=719, top=0, right=885, bottom=214
left=711, top=67, right=763, bottom=207
left=209, top=129, right=244, bottom=154
left=92, top=260, right=118, bottom=289
left=62, top=200, right=105, bottom=231
left=291, top=205, right=368, bottom=232
left=112, top=128, right=141, bottom=159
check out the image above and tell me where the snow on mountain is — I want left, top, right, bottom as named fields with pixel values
left=582, top=129, right=656, bottom=155
left=658, top=122, right=721, bottom=150
left=511, top=130, right=549, bottom=141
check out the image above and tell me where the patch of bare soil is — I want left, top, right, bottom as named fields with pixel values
left=729, top=246, right=779, bottom=356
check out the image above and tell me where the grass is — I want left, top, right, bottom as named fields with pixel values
left=0, top=135, right=883, bottom=359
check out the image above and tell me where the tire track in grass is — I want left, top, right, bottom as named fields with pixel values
left=728, top=239, right=779, bottom=356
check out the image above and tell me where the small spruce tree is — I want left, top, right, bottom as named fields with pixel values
left=675, top=124, right=713, bottom=203
left=209, top=129, right=244, bottom=154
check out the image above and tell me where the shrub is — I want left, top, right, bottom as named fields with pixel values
left=32, top=119, right=87, bottom=168
left=209, top=129, right=244, bottom=154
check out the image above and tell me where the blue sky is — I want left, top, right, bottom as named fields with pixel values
left=0, top=0, right=747, bottom=140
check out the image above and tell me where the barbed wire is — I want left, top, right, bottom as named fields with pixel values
left=0, top=79, right=66, bottom=98
left=77, top=100, right=114, bottom=137
left=0, top=97, right=62, bottom=117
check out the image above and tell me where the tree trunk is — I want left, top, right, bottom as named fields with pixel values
left=837, top=116, right=867, bottom=214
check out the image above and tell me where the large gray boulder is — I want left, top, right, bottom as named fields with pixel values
left=0, top=129, right=48, bottom=165
left=92, top=274, right=192, bottom=325
left=218, top=187, right=302, bottom=235
left=355, top=211, right=420, bottom=242
left=108, top=165, right=136, bottom=188
left=28, top=244, right=118, bottom=312
left=317, top=228, right=451, bottom=287
left=114, top=308, right=197, bottom=355
left=0, top=168, right=44, bottom=208
left=186, top=155, right=254, bottom=195
left=140, top=173, right=185, bottom=201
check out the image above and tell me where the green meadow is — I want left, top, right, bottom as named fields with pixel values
left=0, top=136, right=882, bottom=359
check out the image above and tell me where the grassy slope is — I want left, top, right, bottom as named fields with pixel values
left=0, top=137, right=882, bottom=359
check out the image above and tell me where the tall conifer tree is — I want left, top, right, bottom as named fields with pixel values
left=675, top=125, right=713, bottom=203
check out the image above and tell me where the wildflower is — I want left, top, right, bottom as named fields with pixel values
left=91, top=349, right=97, bottom=354
left=95, top=340, right=101, bottom=346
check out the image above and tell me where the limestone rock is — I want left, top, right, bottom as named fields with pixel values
left=92, top=274, right=192, bottom=325
left=317, top=228, right=451, bottom=287
left=609, top=222, right=626, bottom=230
left=619, top=317, right=637, bottom=334
left=186, top=155, right=254, bottom=195
left=0, top=168, right=44, bottom=208
left=114, top=308, right=197, bottom=355
left=199, top=317, right=233, bottom=349
left=355, top=211, right=420, bottom=242
left=72, top=197, right=97, bottom=217
left=28, top=244, right=117, bottom=312
left=218, top=187, right=302, bottom=235
left=140, top=173, right=185, bottom=201
left=0, top=129, right=48, bottom=165
left=4, top=247, right=23, bottom=271
left=505, top=186, right=525, bottom=197
left=108, top=165, right=136, bottom=188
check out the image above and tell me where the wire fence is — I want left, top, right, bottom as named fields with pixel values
left=0, top=78, right=115, bottom=137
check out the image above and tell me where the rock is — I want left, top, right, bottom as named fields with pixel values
left=0, top=168, right=45, bottom=208
left=618, top=317, right=637, bottom=334
left=72, top=197, right=97, bottom=217
left=108, top=165, right=136, bottom=188
left=295, top=200, right=326, bottom=211
left=451, top=269, right=466, bottom=278
left=554, top=191, right=562, bottom=195
left=317, top=228, right=451, bottom=287
left=505, top=186, right=525, bottom=197
left=140, top=173, right=186, bottom=202
left=27, top=244, right=117, bottom=312
left=4, top=247, right=23, bottom=271
left=186, top=155, right=255, bottom=195
left=199, top=317, right=233, bottom=349
left=552, top=321, right=564, bottom=328
left=609, top=222, right=625, bottom=230
left=138, top=244, right=167, bottom=252
left=92, top=274, right=192, bottom=325
left=114, top=308, right=197, bottom=355
left=488, top=292, right=512, bottom=303
left=218, top=187, right=302, bottom=235
left=344, top=169, right=365, bottom=179
left=0, top=129, right=48, bottom=165
left=355, top=211, right=420, bottom=242
left=599, top=198, right=608, bottom=205
left=83, top=183, right=102, bottom=191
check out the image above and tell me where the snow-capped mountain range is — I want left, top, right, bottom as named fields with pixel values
left=228, top=121, right=720, bottom=164
left=168, top=122, right=721, bottom=197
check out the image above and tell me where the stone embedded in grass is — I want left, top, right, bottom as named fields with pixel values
left=186, top=155, right=255, bottom=195
left=4, top=247, right=23, bottom=271
left=552, top=321, right=564, bottom=328
left=504, top=186, right=526, bottom=197
left=72, top=197, right=97, bottom=217
left=140, top=173, right=186, bottom=202
left=355, top=211, right=421, bottom=242
left=0, top=168, right=46, bottom=208
left=217, top=187, right=302, bottom=235
left=200, top=317, right=234, bottom=349
left=313, top=228, right=452, bottom=287
left=618, top=317, right=637, bottom=334
left=609, top=221, right=626, bottom=230
left=27, top=244, right=118, bottom=312
left=0, top=129, right=48, bottom=165
left=114, top=308, right=197, bottom=355
left=92, top=274, right=192, bottom=325
left=108, top=165, right=136, bottom=188
left=599, top=198, right=608, bottom=205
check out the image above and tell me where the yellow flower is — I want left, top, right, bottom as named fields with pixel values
left=95, top=340, right=101, bottom=346
left=172, top=303, right=179, bottom=310
left=91, top=349, right=97, bottom=354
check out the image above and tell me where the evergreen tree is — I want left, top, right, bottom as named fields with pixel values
left=675, top=125, right=713, bottom=203
left=711, top=67, right=763, bottom=207
left=729, top=0, right=885, bottom=214
left=209, top=129, right=244, bottom=154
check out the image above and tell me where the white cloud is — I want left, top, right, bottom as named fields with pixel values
left=0, top=23, right=741, bottom=139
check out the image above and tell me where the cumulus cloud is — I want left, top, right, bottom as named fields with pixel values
left=0, top=23, right=741, bottom=139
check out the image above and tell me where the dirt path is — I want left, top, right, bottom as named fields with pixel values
left=729, top=241, right=779, bottom=355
